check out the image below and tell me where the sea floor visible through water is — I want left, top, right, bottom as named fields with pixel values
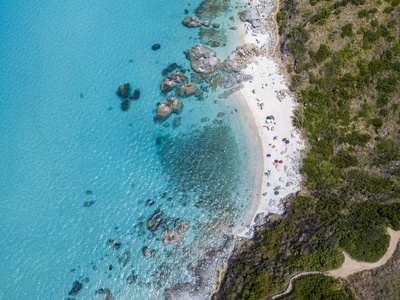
left=0, top=0, right=259, bottom=299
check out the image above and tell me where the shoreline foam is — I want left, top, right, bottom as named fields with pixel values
left=232, top=0, right=304, bottom=237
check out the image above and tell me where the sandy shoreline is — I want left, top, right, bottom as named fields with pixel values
left=232, top=0, right=304, bottom=237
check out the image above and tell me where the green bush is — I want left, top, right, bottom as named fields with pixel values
left=371, top=117, right=384, bottom=129
left=311, top=8, right=332, bottom=25
left=313, top=44, right=331, bottom=62
left=376, top=74, right=399, bottom=92
left=333, top=150, right=359, bottom=168
left=341, top=23, right=354, bottom=37
left=341, top=132, right=371, bottom=146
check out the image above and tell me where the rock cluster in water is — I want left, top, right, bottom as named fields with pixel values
left=154, top=97, right=182, bottom=122
left=116, top=83, right=140, bottom=111
left=195, top=0, right=231, bottom=19
left=146, top=209, right=165, bottom=231
left=188, top=45, right=220, bottom=74
left=176, top=83, right=198, bottom=97
left=160, top=72, right=188, bottom=94
left=239, top=9, right=261, bottom=28
left=182, top=16, right=210, bottom=27
left=68, top=281, right=82, bottom=296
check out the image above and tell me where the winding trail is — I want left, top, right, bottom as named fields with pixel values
left=267, top=228, right=400, bottom=299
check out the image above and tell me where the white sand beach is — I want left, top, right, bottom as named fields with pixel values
left=233, top=2, right=304, bottom=237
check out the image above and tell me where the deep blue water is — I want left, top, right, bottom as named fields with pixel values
left=0, top=1, right=257, bottom=299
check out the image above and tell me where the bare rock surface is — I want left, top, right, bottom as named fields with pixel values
left=188, top=45, right=220, bottom=74
left=161, top=72, right=188, bottom=94
left=222, top=43, right=262, bottom=73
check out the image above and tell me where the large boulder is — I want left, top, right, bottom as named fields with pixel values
left=154, top=97, right=182, bottom=122
left=160, top=72, right=188, bottom=94
left=177, top=83, right=198, bottom=97
left=188, top=45, right=220, bottom=74
left=222, top=43, right=262, bottom=73
left=161, top=220, right=190, bottom=246
left=239, top=9, right=261, bottom=28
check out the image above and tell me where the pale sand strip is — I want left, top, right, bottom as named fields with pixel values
left=328, top=228, right=400, bottom=278
left=232, top=12, right=304, bottom=238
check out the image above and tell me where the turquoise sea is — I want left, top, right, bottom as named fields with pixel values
left=0, top=0, right=258, bottom=299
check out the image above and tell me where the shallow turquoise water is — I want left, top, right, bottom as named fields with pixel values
left=0, top=0, right=256, bottom=299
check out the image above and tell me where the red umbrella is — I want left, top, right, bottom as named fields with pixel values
left=279, top=160, right=283, bottom=164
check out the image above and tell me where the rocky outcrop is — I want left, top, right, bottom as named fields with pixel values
left=152, top=43, right=161, bottom=50
left=188, top=45, right=220, bottom=74
left=142, top=246, right=155, bottom=259
left=116, top=83, right=131, bottom=99
left=224, top=73, right=253, bottom=88
left=161, top=220, right=190, bottom=246
left=162, top=63, right=184, bottom=76
left=182, top=16, right=210, bottom=27
left=146, top=209, right=165, bottom=231
left=161, top=72, right=188, bottom=94
left=154, top=97, right=183, bottom=122
left=126, top=270, right=137, bottom=285
left=222, top=43, right=262, bottom=73
left=177, top=83, right=198, bottom=97
left=239, top=9, right=261, bottom=28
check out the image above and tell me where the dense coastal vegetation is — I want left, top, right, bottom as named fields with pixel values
left=215, top=0, right=400, bottom=298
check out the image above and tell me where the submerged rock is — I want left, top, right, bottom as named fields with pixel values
left=222, top=43, right=262, bottom=73
left=161, top=72, right=188, bottom=94
left=142, top=246, right=155, bottom=259
left=199, top=28, right=227, bottom=48
left=117, top=250, right=131, bottom=267
left=83, top=201, right=94, bottom=207
left=161, top=220, right=190, bottom=246
left=146, top=199, right=155, bottom=206
left=95, top=288, right=115, bottom=300
left=195, top=0, right=231, bottom=19
left=129, top=89, right=140, bottom=100
left=154, top=97, right=182, bottom=122
left=68, top=281, right=82, bottom=296
left=121, top=99, right=129, bottom=111
left=152, top=43, right=161, bottom=50
left=116, top=83, right=131, bottom=99
left=177, top=83, right=198, bottom=97
left=126, top=270, right=138, bottom=285
left=188, top=45, right=220, bottom=74
left=162, top=63, right=184, bottom=76
left=146, top=209, right=165, bottom=231
left=173, top=117, right=182, bottom=129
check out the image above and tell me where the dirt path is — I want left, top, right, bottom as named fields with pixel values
left=267, top=228, right=400, bottom=299
left=328, top=228, right=400, bottom=278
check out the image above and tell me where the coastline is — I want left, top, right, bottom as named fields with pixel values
left=232, top=0, right=303, bottom=237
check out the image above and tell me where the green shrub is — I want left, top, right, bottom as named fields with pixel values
left=333, top=150, right=359, bottom=167
left=374, top=139, right=400, bottom=165
left=313, top=44, right=331, bottom=62
left=371, top=117, right=384, bottom=129
left=342, top=132, right=371, bottom=146
left=376, top=74, right=399, bottom=92
left=358, top=9, right=369, bottom=18
left=311, top=8, right=332, bottom=24
left=383, top=6, right=394, bottom=13
left=341, top=23, right=354, bottom=37
left=370, top=19, right=378, bottom=27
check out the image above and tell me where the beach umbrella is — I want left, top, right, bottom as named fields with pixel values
left=279, top=160, right=283, bottom=164
left=282, top=138, right=287, bottom=142
left=274, top=159, right=278, bottom=162
left=285, top=140, right=290, bottom=144
left=266, top=154, right=271, bottom=157
left=272, top=145, right=276, bottom=148
left=267, top=182, right=271, bottom=186
left=274, top=191, right=279, bottom=195
left=273, top=162, right=277, bottom=166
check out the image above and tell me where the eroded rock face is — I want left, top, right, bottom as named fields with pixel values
left=146, top=209, right=165, bottom=231
left=154, top=97, right=183, bottom=122
left=177, top=83, right=198, bottom=97
left=160, top=72, right=188, bottom=94
left=96, top=288, right=115, bottom=300
left=161, top=220, right=190, bottom=246
left=222, top=43, right=262, bottom=73
left=188, top=45, right=220, bottom=74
